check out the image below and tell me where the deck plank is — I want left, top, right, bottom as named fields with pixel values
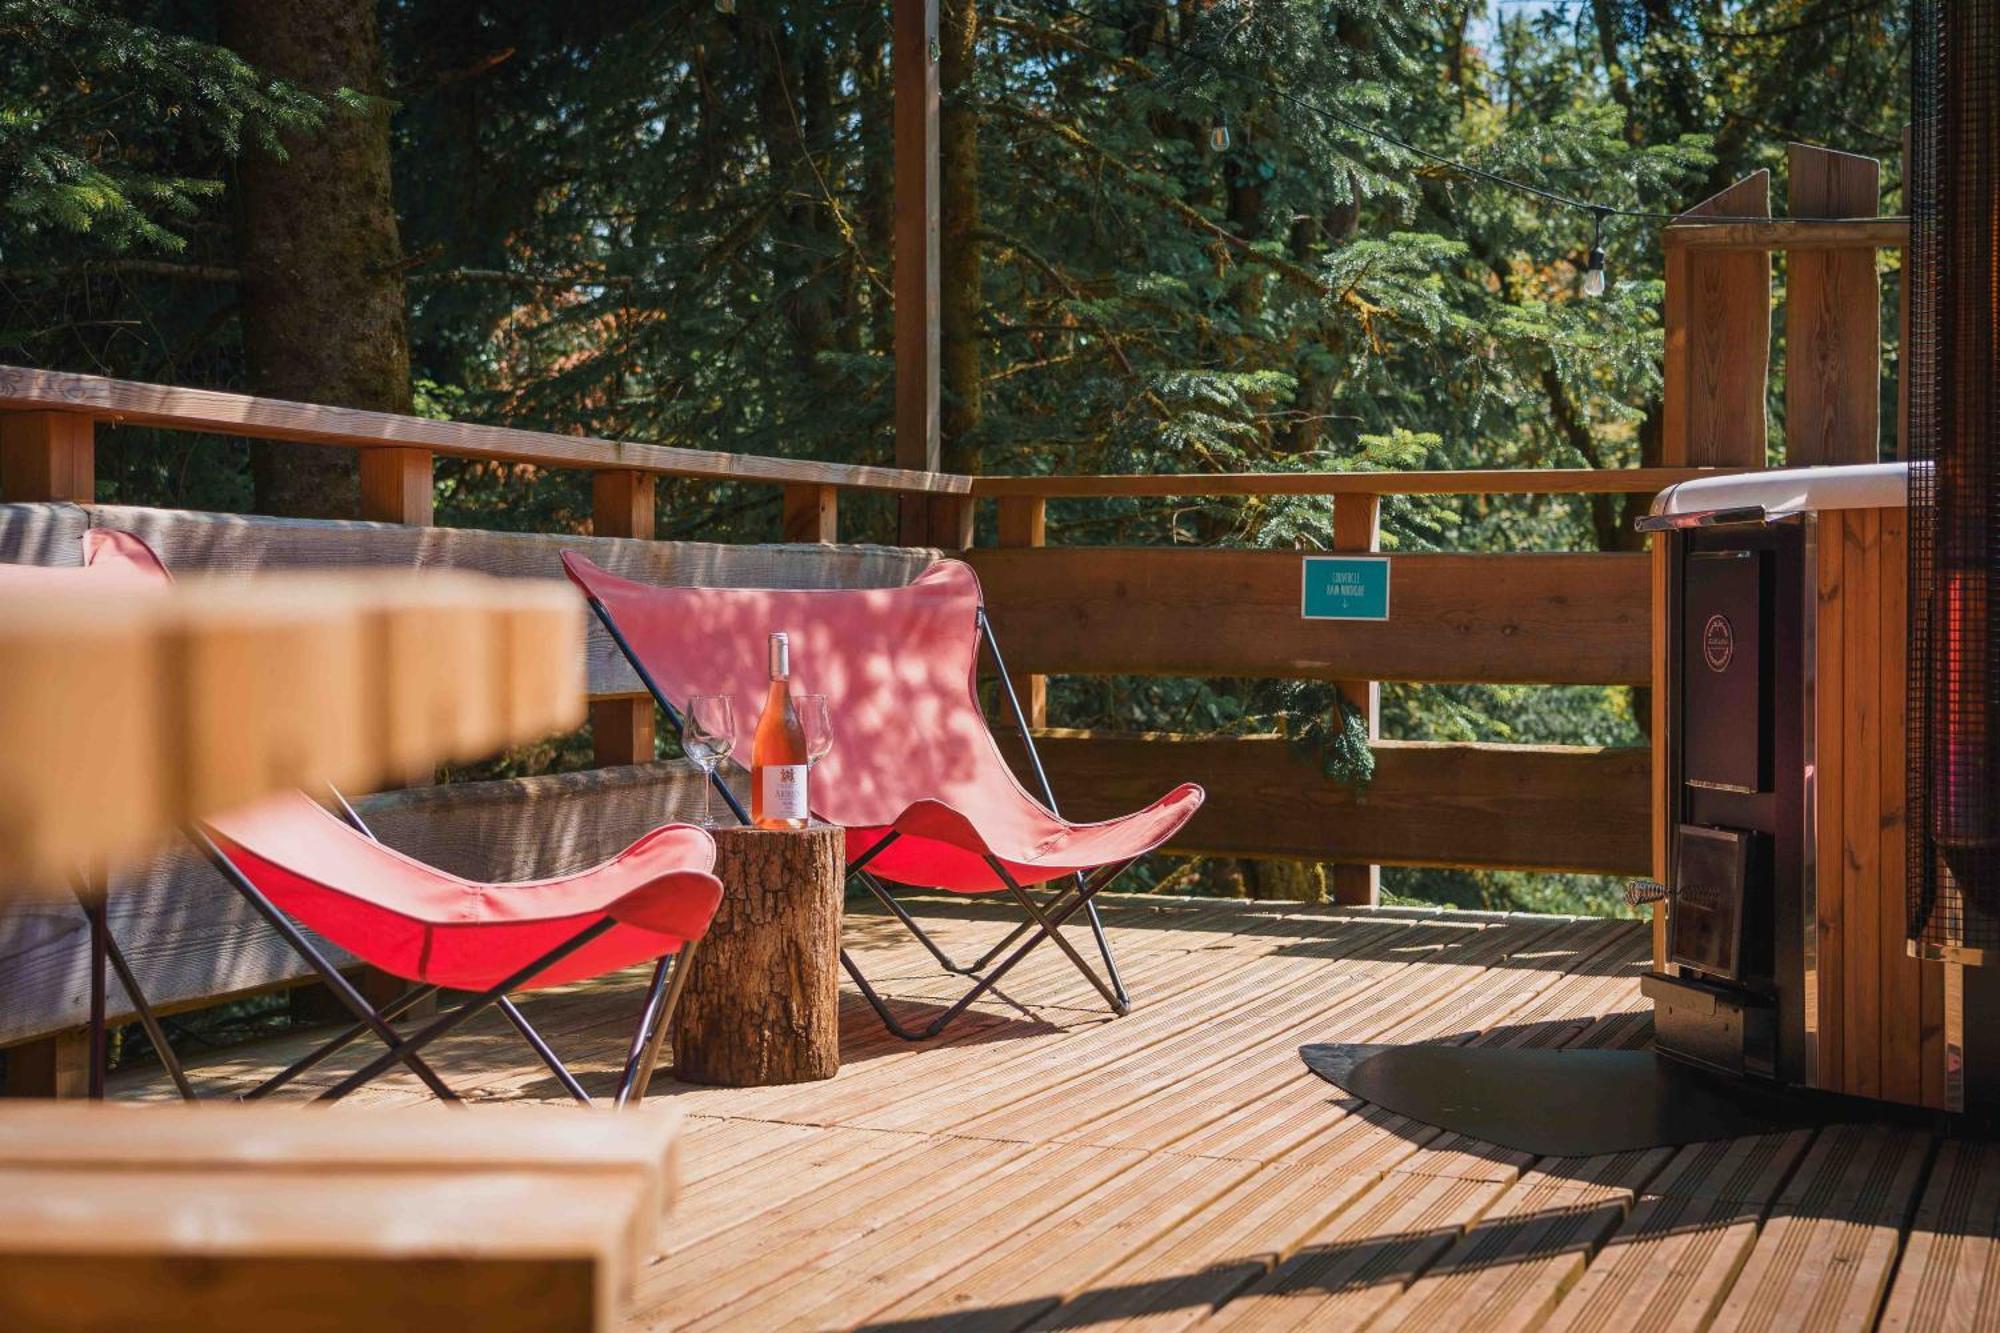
left=103, top=899, right=1956, bottom=1333
left=1709, top=1124, right=1932, bottom=1333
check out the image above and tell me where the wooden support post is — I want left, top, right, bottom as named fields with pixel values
left=781, top=483, right=838, bottom=543
left=1785, top=144, right=1882, bottom=466
left=0, top=412, right=94, bottom=502
left=1662, top=173, right=1772, bottom=468
left=995, top=496, right=1047, bottom=728
left=1329, top=493, right=1381, bottom=907
left=358, top=448, right=434, bottom=526
left=928, top=493, right=974, bottom=551
left=893, top=0, right=941, bottom=546
left=0, top=1031, right=88, bottom=1099
left=591, top=470, right=657, bottom=768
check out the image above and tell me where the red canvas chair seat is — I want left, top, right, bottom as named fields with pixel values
left=560, top=554, right=1203, bottom=891
left=205, top=793, right=720, bottom=991
left=563, top=551, right=1205, bottom=1039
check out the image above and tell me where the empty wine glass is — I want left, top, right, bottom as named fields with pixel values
left=682, top=694, right=735, bottom=828
left=799, top=693, right=834, bottom=769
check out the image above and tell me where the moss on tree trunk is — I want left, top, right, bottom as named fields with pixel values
left=223, top=0, right=411, bottom=519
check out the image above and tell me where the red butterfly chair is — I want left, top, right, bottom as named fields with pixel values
left=1, top=532, right=722, bottom=1104
left=562, top=553, right=1205, bottom=1039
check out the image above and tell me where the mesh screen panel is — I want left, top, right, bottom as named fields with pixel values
left=1909, top=0, right=2000, bottom=952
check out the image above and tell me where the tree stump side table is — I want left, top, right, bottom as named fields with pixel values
left=670, top=822, right=844, bottom=1086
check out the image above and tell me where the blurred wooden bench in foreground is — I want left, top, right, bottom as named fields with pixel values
left=0, top=1101, right=681, bottom=1332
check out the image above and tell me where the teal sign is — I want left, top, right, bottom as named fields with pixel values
left=1301, top=555, right=1390, bottom=620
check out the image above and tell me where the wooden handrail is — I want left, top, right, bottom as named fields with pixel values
left=967, top=466, right=1745, bottom=499
left=0, top=365, right=1757, bottom=505
left=1661, top=217, right=1910, bottom=251
left=0, top=365, right=969, bottom=496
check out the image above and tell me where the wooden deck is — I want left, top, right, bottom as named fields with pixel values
left=115, top=895, right=1994, bottom=1332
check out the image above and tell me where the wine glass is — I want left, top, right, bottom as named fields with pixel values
left=682, top=694, right=735, bottom=828
left=799, top=693, right=834, bottom=770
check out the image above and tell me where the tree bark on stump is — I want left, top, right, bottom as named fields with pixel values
left=671, top=824, right=844, bottom=1086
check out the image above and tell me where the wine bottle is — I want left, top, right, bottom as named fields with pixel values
left=752, top=632, right=810, bottom=829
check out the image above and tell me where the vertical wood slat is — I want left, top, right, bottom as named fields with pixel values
left=1329, top=494, right=1381, bottom=907
left=1815, top=511, right=1846, bottom=1087
left=782, top=484, right=838, bottom=544
left=893, top=0, right=941, bottom=546
left=0, top=411, right=95, bottom=502
left=1662, top=172, right=1772, bottom=467
left=1841, top=509, right=1881, bottom=1098
left=1876, top=506, right=1927, bottom=1107
left=1785, top=144, right=1882, bottom=466
left=358, top=448, right=434, bottom=526
left=995, top=496, right=1047, bottom=728
left=591, top=470, right=658, bottom=768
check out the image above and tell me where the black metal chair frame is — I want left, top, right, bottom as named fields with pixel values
left=69, top=795, right=699, bottom=1107
left=586, top=594, right=1134, bottom=1042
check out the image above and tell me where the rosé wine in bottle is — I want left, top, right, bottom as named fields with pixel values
left=752, top=632, right=810, bottom=829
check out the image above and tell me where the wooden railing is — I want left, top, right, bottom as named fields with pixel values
left=0, top=361, right=1717, bottom=909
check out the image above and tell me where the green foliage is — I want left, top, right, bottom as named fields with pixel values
left=0, top=1, right=325, bottom=254
left=0, top=0, right=1911, bottom=914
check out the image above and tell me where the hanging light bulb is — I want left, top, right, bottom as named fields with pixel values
left=1209, top=122, right=1230, bottom=153
left=1581, top=208, right=1609, bottom=297
left=715, top=0, right=735, bottom=12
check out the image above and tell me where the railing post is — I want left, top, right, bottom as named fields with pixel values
left=1330, top=493, right=1381, bottom=907
left=782, top=483, right=838, bottom=543
left=995, top=496, right=1047, bottom=728
left=0, top=411, right=95, bottom=502
left=358, top=448, right=434, bottom=526
left=0, top=1029, right=88, bottom=1098
left=590, top=470, right=657, bottom=767
left=1662, top=172, right=1772, bottom=467
left=1785, top=144, right=1882, bottom=466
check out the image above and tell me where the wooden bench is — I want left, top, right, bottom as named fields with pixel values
left=0, top=1101, right=682, bottom=1331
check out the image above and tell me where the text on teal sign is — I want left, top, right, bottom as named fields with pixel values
left=1300, top=555, right=1391, bottom=620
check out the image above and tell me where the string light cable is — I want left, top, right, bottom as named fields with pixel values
left=1018, top=0, right=1892, bottom=293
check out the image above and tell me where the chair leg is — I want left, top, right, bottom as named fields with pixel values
left=844, top=857, right=1137, bottom=1041
left=497, top=996, right=591, bottom=1105
left=83, top=888, right=108, bottom=1100
left=242, top=984, right=440, bottom=1101
left=616, top=939, right=699, bottom=1107
left=1082, top=892, right=1129, bottom=1009
left=71, top=874, right=198, bottom=1102
left=196, top=833, right=462, bottom=1103
left=990, top=859, right=1128, bottom=1016
left=317, top=917, right=617, bottom=1103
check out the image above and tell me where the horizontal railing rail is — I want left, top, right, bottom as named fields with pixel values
left=968, top=466, right=1737, bottom=499
left=0, top=365, right=967, bottom=496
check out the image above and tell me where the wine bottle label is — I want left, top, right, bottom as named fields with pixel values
left=758, top=764, right=809, bottom=821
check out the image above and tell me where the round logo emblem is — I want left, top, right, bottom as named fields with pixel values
left=1702, top=614, right=1735, bottom=673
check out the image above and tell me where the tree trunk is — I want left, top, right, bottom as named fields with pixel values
left=222, top=0, right=411, bottom=519
left=938, top=0, right=981, bottom=474
left=671, top=825, right=844, bottom=1086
